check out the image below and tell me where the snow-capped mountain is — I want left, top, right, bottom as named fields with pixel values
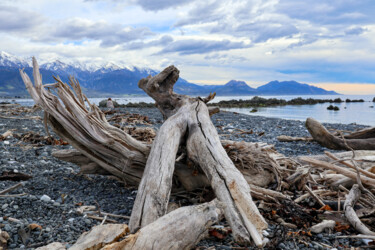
left=0, top=51, right=338, bottom=96
left=0, top=51, right=30, bottom=68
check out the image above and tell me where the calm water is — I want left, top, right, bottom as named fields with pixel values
left=2, top=94, right=374, bottom=126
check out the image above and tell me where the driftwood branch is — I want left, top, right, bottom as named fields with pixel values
left=306, top=117, right=375, bottom=150
left=344, top=184, right=375, bottom=236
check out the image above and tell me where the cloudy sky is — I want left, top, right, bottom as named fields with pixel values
left=1, top=0, right=375, bottom=93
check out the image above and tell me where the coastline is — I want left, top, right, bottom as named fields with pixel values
left=0, top=106, right=370, bottom=248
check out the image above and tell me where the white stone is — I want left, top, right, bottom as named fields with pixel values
left=3, top=141, right=9, bottom=145
left=40, top=195, right=51, bottom=202
left=68, top=218, right=75, bottom=223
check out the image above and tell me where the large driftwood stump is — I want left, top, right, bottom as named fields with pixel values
left=306, top=117, right=375, bottom=150
left=21, top=59, right=270, bottom=247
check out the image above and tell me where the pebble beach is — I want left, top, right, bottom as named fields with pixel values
left=0, top=107, right=370, bottom=249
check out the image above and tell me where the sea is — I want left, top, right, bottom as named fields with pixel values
left=2, top=94, right=374, bottom=126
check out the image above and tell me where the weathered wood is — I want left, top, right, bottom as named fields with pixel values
left=277, top=135, right=313, bottom=142
left=186, top=101, right=267, bottom=246
left=70, top=224, right=129, bottom=250
left=105, top=199, right=223, bottom=250
left=21, top=59, right=270, bottom=247
left=324, top=151, right=375, bottom=179
left=129, top=106, right=188, bottom=232
left=306, top=117, right=375, bottom=150
left=344, top=184, right=375, bottom=236
left=301, top=157, right=375, bottom=188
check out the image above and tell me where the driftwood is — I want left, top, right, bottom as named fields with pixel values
left=300, top=157, right=375, bottom=188
left=306, top=117, right=375, bottom=150
left=344, top=184, right=375, bottom=236
left=21, top=59, right=270, bottom=247
left=44, top=200, right=222, bottom=250
left=106, top=200, right=223, bottom=250
left=277, top=135, right=313, bottom=142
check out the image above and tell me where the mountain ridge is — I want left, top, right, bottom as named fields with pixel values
left=0, top=51, right=339, bottom=97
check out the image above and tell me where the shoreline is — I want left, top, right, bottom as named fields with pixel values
left=0, top=106, right=370, bottom=249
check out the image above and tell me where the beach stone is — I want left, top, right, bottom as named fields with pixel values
left=40, top=195, right=51, bottom=202
left=2, top=204, right=8, bottom=210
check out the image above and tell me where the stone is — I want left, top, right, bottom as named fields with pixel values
left=40, top=195, right=51, bottom=202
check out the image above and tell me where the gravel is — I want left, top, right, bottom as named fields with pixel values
left=0, top=107, right=370, bottom=249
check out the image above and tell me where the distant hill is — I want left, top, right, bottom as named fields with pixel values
left=256, top=80, right=338, bottom=95
left=215, top=80, right=257, bottom=95
left=0, top=51, right=338, bottom=97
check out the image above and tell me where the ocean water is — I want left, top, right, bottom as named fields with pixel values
left=2, top=94, right=374, bottom=126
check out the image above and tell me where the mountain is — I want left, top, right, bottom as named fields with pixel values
left=257, top=80, right=338, bottom=95
left=0, top=51, right=338, bottom=97
left=215, top=80, right=257, bottom=95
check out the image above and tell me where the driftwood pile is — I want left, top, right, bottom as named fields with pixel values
left=12, top=58, right=375, bottom=249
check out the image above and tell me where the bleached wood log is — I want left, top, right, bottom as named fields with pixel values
left=300, top=157, right=375, bottom=188
left=129, top=105, right=188, bottom=232
left=105, top=199, right=223, bottom=250
left=277, top=135, right=313, bottom=142
left=186, top=101, right=267, bottom=246
left=344, top=184, right=375, bottom=236
left=70, top=224, right=128, bottom=250
left=306, top=117, right=375, bottom=150
left=325, top=151, right=375, bottom=179
left=296, top=150, right=375, bottom=170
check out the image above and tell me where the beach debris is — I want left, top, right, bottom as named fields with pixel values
left=0, top=230, right=10, bottom=249
left=0, top=171, right=32, bottom=182
left=107, top=113, right=151, bottom=125
left=344, top=184, right=375, bottom=236
left=122, top=127, right=156, bottom=143
left=0, top=129, right=14, bottom=141
left=0, top=182, right=26, bottom=198
left=306, top=117, right=375, bottom=150
left=13, top=131, right=68, bottom=146
left=310, top=220, right=336, bottom=233
left=36, top=242, right=66, bottom=250
left=277, top=135, right=313, bottom=142
left=69, top=224, right=128, bottom=250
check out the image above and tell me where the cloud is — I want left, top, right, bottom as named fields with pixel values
left=345, top=26, right=367, bottom=35
left=84, top=0, right=192, bottom=11
left=158, top=39, right=250, bottom=55
left=133, top=0, right=192, bottom=11
left=0, top=4, right=44, bottom=32
left=124, top=35, right=173, bottom=50
left=37, top=18, right=154, bottom=47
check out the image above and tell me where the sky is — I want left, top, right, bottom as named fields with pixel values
left=1, top=0, right=375, bottom=94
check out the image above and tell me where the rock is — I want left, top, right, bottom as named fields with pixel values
left=40, top=195, right=51, bottom=202
left=68, top=218, right=75, bottom=223
left=4, top=224, right=11, bottom=231
left=2, top=204, right=8, bottom=210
